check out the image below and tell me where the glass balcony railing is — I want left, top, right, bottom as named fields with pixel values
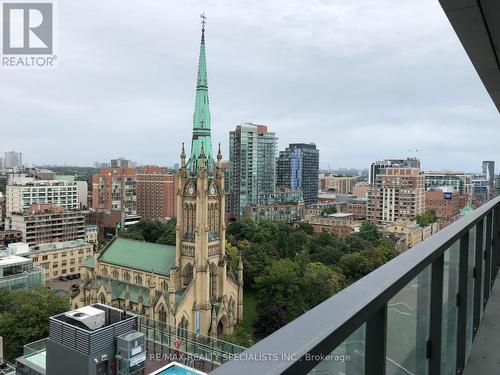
left=17, top=338, right=47, bottom=371
left=212, top=196, right=500, bottom=375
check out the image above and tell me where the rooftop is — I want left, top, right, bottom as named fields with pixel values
left=98, top=237, right=176, bottom=276
left=0, top=255, right=31, bottom=267
left=31, top=239, right=89, bottom=253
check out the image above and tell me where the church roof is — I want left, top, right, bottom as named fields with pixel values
left=85, top=277, right=152, bottom=307
left=85, top=255, right=95, bottom=269
left=98, top=237, right=176, bottom=276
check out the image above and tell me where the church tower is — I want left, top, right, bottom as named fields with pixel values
left=174, top=16, right=228, bottom=336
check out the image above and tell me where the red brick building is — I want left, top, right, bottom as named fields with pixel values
left=91, top=167, right=137, bottom=215
left=425, top=191, right=461, bottom=225
left=136, top=166, right=177, bottom=220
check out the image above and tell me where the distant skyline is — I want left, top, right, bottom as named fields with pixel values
left=1, top=0, right=499, bottom=171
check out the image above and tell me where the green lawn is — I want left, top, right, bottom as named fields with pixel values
left=241, top=289, right=258, bottom=335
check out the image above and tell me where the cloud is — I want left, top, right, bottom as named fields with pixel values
left=0, top=0, right=498, bottom=173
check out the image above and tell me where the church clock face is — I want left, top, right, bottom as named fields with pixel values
left=209, top=184, right=217, bottom=196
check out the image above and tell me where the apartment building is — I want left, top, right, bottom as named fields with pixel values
left=367, top=167, right=425, bottom=224
left=6, top=179, right=80, bottom=215
left=29, top=239, right=93, bottom=280
left=92, top=167, right=137, bottom=215
left=9, top=204, right=85, bottom=246
left=277, top=143, right=319, bottom=205
left=136, top=166, right=176, bottom=220
left=229, top=123, right=277, bottom=217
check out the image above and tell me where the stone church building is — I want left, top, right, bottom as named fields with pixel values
left=74, top=22, right=243, bottom=337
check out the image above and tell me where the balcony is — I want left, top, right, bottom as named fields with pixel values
left=213, top=196, right=500, bottom=374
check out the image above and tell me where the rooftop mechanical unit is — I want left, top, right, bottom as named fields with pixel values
left=116, top=331, right=146, bottom=375
left=65, top=306, right=106, bottom=330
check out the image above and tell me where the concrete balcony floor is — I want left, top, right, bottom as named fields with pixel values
left=464, top=273, right=500, bottom=375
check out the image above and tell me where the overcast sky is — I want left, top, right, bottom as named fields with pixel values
left=1, top=0, right=499, bottom=171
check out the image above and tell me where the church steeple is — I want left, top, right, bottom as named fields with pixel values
left=189, top=13, right=213, bottom=167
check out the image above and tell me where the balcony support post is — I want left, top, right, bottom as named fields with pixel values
left=473, top=219, right=484, bottom=338
left=484, top=211, right=493, bottom=308
left=365, top=303, right=387, bottom=375
left=456, top=233, right=469, bottom=374
left=429, top=254, right=444, bottom=375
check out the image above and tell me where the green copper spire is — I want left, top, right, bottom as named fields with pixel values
left=189, top=13, right=213, bottom=167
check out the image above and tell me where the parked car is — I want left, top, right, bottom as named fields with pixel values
left=58, top=276, right=67, bottom=282
left=71, top=283, right=80, bottom=290
left=74, top=273, right=81, bottom=279
left=67, top=275, right=74, bottom=280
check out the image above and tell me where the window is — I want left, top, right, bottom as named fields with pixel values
left=135, top=274, right=143, bottom=285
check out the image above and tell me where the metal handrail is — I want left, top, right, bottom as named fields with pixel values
left=213, top=196, right=500, bottom=374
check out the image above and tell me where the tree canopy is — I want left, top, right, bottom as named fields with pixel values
left=120, top=218, right=177, bottom=246
left=416, top=209, right=438, bottom=226
left=0, top=288, right=69, bottom=361
left=321, top=204, right=337, bottom=215
left=226, top=218, right=398, bottom=339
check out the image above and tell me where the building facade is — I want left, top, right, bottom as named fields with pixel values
left=0, top=252, right=43, bottom=291
left=425, top=190, right=461, bottom=226
left=482, top=160, right=495, bottom=187
left=367, top=167, right=425, bottom=224
left=136, top=166, right=177, bottom=220
left=424, top=171, right=472, bottom=196
left=92, top=167, right=137, bottom=216
left=3, top=151, right=22, bottom=169
left=318, top=174, right=358, bottom=195
left=277, top=143, right=319, bottom=205
left=6, top=179, right=80, bottom=216
left=77, top=23, right=242, bottom=338
left=307, top=213, right=362, bottom=238
left=9, top=204, right=85, bottom=246
left=229, top=123, right=277, bottom=217
left=29, top=239, right=93, bottom=280
left=369, top=158, right=420, bottom=186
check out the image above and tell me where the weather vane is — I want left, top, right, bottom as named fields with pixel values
left=201, top=12, right=207, bottom=30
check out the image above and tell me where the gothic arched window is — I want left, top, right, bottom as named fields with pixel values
left=158, top=305, right=167, bottom=323
left=209, top=263, right=217, bottom=300
left=135, top=274, right=142, bottom=285
left=183, top=263, right=193, bottom=286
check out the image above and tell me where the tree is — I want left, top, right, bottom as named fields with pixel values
left=241, top=243, right=273, bottom=287
left=358, top=221, right=382, bottom=244
left=225, top=241, right=240, bottom=273
left=296, top=222, right=314, bottom=235
left=220, top=325, right=253, bottom=347
left=255, top=259, right=305, bottom=320
left=416, top=210, right=438, bottom=226
left=321, top=204, right=337, bottom=215
left=119, top=218, right=177, bottom=245
left=156, top=218, right=177, bottom=246
left=0, top=288, right=69, bottom=361
left=340, top=234, right=371, bottom=253
left=338, top=252, right=375, bottom=284
left=300, top=263, right=345, bottom=309
left=252, top=305, right=288, bottom=339
left=120, top=230, right=144, bottom=241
